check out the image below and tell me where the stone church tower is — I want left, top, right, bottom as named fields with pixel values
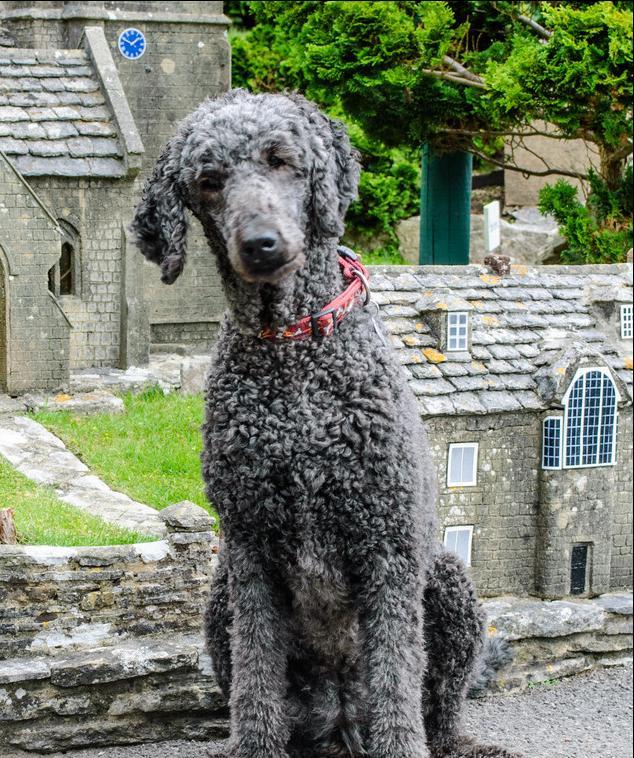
left=0, top=2, right=230, bottom=392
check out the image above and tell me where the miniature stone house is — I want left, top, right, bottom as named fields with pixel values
left=373, top=262, right=633, bottom=599
left=0, top=1, right=230, bottom=393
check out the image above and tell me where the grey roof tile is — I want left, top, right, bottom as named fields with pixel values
left=0, top=49, right=125, bottom=176
left=451, top=392, right=487, bottom=414
left=471, top=345, right=493, bottom=361
left=438, top=362, right=470, bottom=377
left=497, top=374, right=536, bottom=391
left=28, top=107, right=57, bottom=121
left=514, top=391, right=543, bottom=410
left=383, top=304, right=419, bottom=318
left=476, top=391, right=523, bottom=413
left=489, top=344, right=522, bottom=360
left=8, top=91, right=61, bottom=107
left=40, top=121, right=78, bottom=139
left=386, top=318, right=417, bottom=335
left=418, top=396, right=455, bottom=416
left=410, top=364, right=443, bottom=380
left=0, top=136, right=27, bottom=154
left=0, top=105, right=28, bottom=121
left=487, top=359, right=516, bottom=374
left=410, top=378, right=455, bottom=395
left=400, top=333, right=435, bottom=348
left=28, top=140, right=68, bottom=156
left=371, top=263, right=633, bottom=414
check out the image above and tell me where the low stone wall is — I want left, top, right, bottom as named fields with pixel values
left=485, top=593, right=633, bottom=692
left=0, top=501, right=228, bottom=752
left=1, top=504, right=631, bottom=752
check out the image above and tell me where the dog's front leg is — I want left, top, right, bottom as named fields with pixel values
left=227, top=545, right=290, bottom=758
left=358, top=555, right=429, bottom=758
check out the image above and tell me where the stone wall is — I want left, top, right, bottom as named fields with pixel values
left=425, top=411, right=541, bottom=597
left=504, top=121, right=601, bottom=207
left=0, top=501, right=227, bottom=752
left=611, top=406, right=633, bottom=589
left=486, top=593, right=633, bottom=692
left=425, top=408, right=633, bottom=599
left=28, top=177, right=137, bottom=370
left=0, top=154, right=71, bottom=393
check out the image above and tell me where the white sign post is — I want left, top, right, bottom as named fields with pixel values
left=483, top=200, right=501, bottom=252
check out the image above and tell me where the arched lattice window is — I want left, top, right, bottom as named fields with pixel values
left=563, top=368, right=619, bottom=468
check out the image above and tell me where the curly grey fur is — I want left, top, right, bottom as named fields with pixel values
left=132, top=90, right=520, bottom=758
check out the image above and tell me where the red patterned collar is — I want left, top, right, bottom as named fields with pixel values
left=258, top=247, right=370, bottom=341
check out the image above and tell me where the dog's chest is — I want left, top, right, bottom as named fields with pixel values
left=286, top=547, right=358, bottom=660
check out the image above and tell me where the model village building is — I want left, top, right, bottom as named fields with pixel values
left=0, top=4, right=632, bottom=602
left=0, top=1, right=230, bottom=394
left=372, top=263, right=632, bottom=599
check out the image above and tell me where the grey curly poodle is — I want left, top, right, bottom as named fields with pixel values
left=132, top=89, right=521, bottom=758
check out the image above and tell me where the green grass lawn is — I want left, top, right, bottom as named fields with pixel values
left=34, top=387, right=210, bottom=514
left=0, top=457, right=149, bottom=546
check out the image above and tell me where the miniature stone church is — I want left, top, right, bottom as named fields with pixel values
left=0, top=1, right=230, bottom=394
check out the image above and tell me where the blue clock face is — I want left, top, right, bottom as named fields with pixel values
left=118, top=28, right=146, bottom=60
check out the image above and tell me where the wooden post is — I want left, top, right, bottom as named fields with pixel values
left=0, top=508, right=17, bottom=544
left=420, top=145, right=473, bottom=264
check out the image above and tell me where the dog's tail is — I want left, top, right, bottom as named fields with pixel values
left=467, top=635, right=514, bottom=698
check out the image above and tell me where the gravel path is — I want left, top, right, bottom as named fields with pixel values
left=10, top=666, right=633, bottom=758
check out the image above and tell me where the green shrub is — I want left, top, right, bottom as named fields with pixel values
left=538, top=167, right=633, bottom=264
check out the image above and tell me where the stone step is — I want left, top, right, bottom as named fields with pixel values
left=0, top=633, right=204, bottom=687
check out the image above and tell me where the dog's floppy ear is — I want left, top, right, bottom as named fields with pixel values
left=131, top=133, right=189, bottom=285
left=286, top=94, right=360, bottom=241
left=310, top=112, right=361, bottom=240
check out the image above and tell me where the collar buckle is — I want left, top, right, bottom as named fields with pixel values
left=310, top=306, right=338, bottom=338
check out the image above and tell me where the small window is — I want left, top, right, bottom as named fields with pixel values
left=447, top=311, right=469, bottom=351
left=542, top=416, right=562, bottom=469
left=444, top=525, right=474, bottom=566
left=447, top=443, right=478, bottom=487
left=621, top=304, right=633, bottom=339
left=59, top=242, right=73, bottom=296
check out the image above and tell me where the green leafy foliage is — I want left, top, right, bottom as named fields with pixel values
left=538, top=168, right=632, bottom=264
left=227, top=1, right=633, bottom=263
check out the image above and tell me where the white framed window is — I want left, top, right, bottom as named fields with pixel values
left=444, top=525, right=474, bottom=566
left=563, top=367, right=619, bottom=468
left=447, top=311, right=469, bottom=351
left=542, top=416, right=563, bottom=469
left=447, top=443, right=478, bottom=487
left=621, top=304, right=633, bottom=339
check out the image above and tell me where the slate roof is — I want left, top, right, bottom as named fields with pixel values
left=370, top=263, right=633, bottom=417
left=0, top=49, right=124, bottom=177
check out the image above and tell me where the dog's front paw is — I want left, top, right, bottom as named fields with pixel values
left=206, top=740, right=229, bottom=758
left=220, top=740, right=290, bottom=758
left=367, top=733, right=430, bottom=758
left=429, top=735, right=523, bottom=758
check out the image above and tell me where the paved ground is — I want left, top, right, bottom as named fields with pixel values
left=9, top=665, right=629, bottom=758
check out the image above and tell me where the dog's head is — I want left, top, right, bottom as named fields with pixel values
left=131, top=90, right=360, bottom=286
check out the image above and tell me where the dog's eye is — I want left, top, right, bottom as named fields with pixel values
left=267, top=154, right=286, bottom=169
left=200, top=175, right=224, bottom=193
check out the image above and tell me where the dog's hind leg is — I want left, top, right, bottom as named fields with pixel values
left=204, top=545, right=233, bottom=701
left=422, top=551, right=522, bottom=758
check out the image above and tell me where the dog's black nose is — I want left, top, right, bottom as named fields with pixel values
left=241, top=234, right=279, bottom=259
